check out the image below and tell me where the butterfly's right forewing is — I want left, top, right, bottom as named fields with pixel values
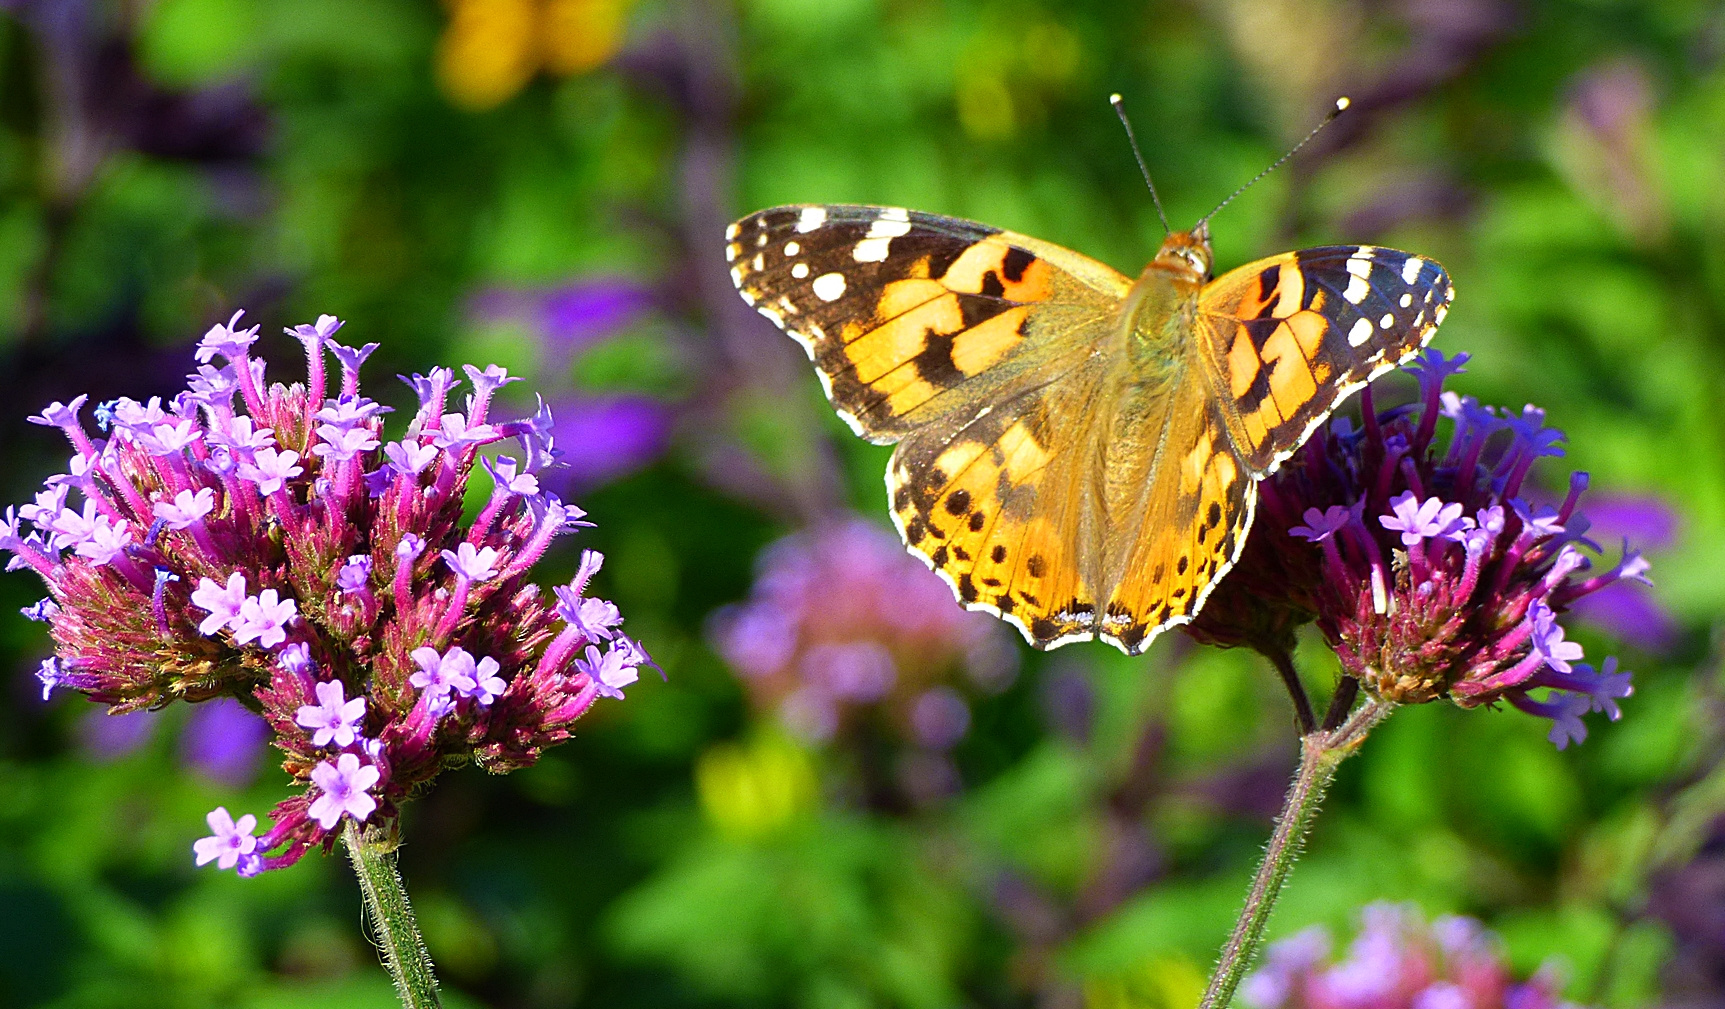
left=727, top=205, right=1126, bottom=442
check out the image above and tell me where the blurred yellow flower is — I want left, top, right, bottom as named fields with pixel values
left=1083, top=955, right=1207, bottom=1009
left=695, top=734, right=820, bottom=841
left=543, top=0, right=634, bottom=75
left=437, top=0, right=637, bottom=111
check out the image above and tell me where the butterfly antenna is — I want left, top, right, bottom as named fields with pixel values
left=1196, top=96, right=1351, bottom=230
left=1110, top=93, right=1170, bottom=235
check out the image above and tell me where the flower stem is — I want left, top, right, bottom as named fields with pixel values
left=1197, top=694, right=1393, bottom=1009
left=343, top=820, right=443, bottom=1009
left=1266, top=647, right=1317, bottom=736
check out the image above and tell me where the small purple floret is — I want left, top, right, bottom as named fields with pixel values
left=193, top=807, right=259, bottom=870
left=1380, top=492, right=1469, bottom=546
left=295, top=680, right=367, bottom=747
left=191, top=572, right=249, bottom=635
left=308, top=753, right=380, bottom=829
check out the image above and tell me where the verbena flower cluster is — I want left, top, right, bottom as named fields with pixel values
left=1190, top=351, right=1640, bottom=748
left=709, top=518, right=1016, bottom=750
left=1242, top=903, right=1583, bottom=1009
left=2, top=312, right=649, bottom=875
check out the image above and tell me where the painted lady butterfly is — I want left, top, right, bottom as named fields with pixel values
left=727, top=164, right=1452, bottom=654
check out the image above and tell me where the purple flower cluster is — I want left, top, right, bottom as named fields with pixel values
left=708, top=518, right=1015, bottom=749
left=3, top=312, right=650, bottom=875
left=1242, top=903, right=1583, bottom=1009
left=1189, top=351, right=1642, bottom=748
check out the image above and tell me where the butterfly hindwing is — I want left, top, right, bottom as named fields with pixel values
left=728, top=205, right=1128, bottom=444
left=1197, top=245, right=1455, bottom=475
left=887, top=354, right=1112, bottom=649
left=1099, top=385, right=1257, bottom=652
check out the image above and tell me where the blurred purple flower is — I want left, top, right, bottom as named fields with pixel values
left=1040, top=662, right=1096, bottom=744
left=910, top=687, right=971, bottom=750
left=542, top=395, right=672, bottom=493
left=474, top=279, right=654, bottom=366
left=1243, top=903, right=1581, bottom=1009
left=541, top=283, right=655, bottom=357
left=182, top=698, right=269, bottom=786
left=471, top=279, right=672, bottom=493
left=709, top=517, right=1015, bottom=750
left=78, top=706, right=159, bottom=760
left=1583, top=494, right=1679, bottom=550
left=1563, top=492, right=1680, bottom=650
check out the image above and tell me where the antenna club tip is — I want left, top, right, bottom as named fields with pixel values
left=1334, top=96, right=1351, bottom=112
left=1109, top=92, right=1124, bottom=105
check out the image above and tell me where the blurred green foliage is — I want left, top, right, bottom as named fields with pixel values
left=2, top=0, right=1724, bottom=1006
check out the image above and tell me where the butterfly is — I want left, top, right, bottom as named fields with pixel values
left=726, top=203, right=1453, bottom=654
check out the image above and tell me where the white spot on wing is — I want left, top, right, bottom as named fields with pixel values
left=880, top=206, right=909, bottom=222
left=1380, top=313, right=1394, bottom=329
left=1344, top=274, right=1370, bottom=304
left=792, top=262, right=809, bottom=279
left=796, top=207, right=827, bottom=233
left=813, top=272, right=847, bottom=301
left=1400, top=293, right=1412, bottom=307
left=853, top=237, right=892, bottom=262
left=1346, top=257, right=1372, bottom=278
left=1349, top=317, right=1373, bottom=346
left=784, top=241, right=800, bottom=256
left=867, top=216, right=913, bottom=239
left=1402, top=256, right=1424, bottom=284
left=725, top=221, right=740, bottom=241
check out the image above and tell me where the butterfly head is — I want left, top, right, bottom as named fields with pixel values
left=1149, top=224, right=1213, bottom=285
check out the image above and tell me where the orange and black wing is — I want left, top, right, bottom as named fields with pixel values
left=727, top=204, right=1131, bottom=649
left=1196, top=245, right=1455, bottom=475
left=727, top=204, right=1127, bottom=443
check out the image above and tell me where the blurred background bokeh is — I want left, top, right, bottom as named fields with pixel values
left=1, top=0, right=1723, bottom=1006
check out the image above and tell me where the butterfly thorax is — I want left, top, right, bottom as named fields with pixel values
left=1120, top=228, right=1213, bottom=371
left=1088, top=227, right=1219, bottom=581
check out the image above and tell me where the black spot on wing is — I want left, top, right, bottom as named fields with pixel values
left=913, top=330, right=962, bottom=388
left=1254, top=265, right=1280, bottom=318
left=958, top=293, right=1013, bottom=329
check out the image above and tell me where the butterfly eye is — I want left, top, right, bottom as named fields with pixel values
left=1182, top=250, right=1206, bottom=273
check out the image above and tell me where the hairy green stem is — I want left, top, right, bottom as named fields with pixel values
left=1197, top=696, right=1393, bottom=1009
left=344, top=820, right=442, bottom=1009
